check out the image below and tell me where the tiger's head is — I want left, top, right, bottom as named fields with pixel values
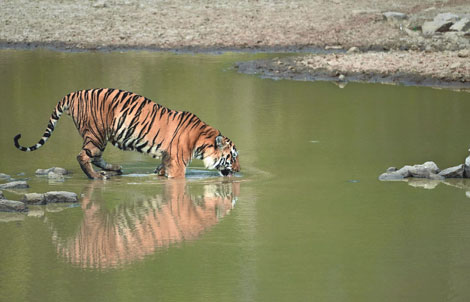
left=202, top=135, right=240, bottom=177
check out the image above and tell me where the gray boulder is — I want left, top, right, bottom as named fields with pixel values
left=22, top=193, right=46, bottom=205
left=434, top=13, right=460, bottom=23
left=439, top=164, right=465, bottom=178
left=0, top=181, right=29, bottom=190
left=450, top=18, right=470, bottom=32
left=422, top=20, right=453, bottom=36
left=0, top=200, right=27, bottom=212
left=44, top=191, right=78, bottom=203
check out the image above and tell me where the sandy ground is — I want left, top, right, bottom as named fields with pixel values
left=1, top=0, right=469, bottom=88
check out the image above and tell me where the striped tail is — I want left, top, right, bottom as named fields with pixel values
left=14, top=97, right=69, bottom=152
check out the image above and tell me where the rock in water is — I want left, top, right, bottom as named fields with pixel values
left=0, top=181, right=29, bottom=190
left=36, top=167, right=69, bottom=175
left=465, top=156, right=470, bottom=178
left=0, top=200, right=27, bottom=212
left=44, top=191, right=78, bottom=203
left=0, top=191, right=4, bottom=199
left=22, top=193, right=46, bottom=205
left=438, top=164, right=465, bottom=178
left=47, top=171, right=65, bottom=182
left=0, top=173, right=11, bottom=179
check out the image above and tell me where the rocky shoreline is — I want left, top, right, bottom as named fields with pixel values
left=1, top=0, right=469, bottom=89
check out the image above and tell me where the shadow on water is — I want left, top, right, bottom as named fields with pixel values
left=5, top=176, right=241, bottom=270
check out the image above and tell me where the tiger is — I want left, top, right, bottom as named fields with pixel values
left=13, top=88, right=240, bottom=179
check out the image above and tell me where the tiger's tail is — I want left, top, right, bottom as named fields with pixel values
left=14, top=96, right=70, bottom=152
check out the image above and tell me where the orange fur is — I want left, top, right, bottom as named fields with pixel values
left=14, top=88, right=240, bottom=179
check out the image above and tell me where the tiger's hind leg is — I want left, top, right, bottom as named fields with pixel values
left=92, top=157, right=123, bottom=175
left=77, top=141, right=112, bottom=180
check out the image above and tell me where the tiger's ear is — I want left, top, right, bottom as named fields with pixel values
left=215, top=136, right=226, bottom=149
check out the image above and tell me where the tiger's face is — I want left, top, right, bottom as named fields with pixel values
left=203, top=135, right=240, bottom=177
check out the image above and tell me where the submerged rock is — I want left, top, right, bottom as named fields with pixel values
left=44, top=191, right=78, bottom=203
left=0, top=200, right=27, bottom=212
left=0, top=181, right=29, bottom=190
left=47, top=171, right=65, bottom=182
left=35, top=167, right=69, bottom=176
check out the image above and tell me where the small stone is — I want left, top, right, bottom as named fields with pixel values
left=0, top=181, right=29, bottom=190
left=386, top=167, right=397, bottom=173
left=438, top=164, right=465, bottom=178
left=458, top=49, right=470, bottom=58
left=0, top=173, right=11, bottom=179
left=383, top=12, right=408, bottom=21
left=44, top=191, right=78, bottom=203
left=347, top=47, right=360, bottom=54
left=0, top=200, right=27, bottom=212
left=22, top=193, right=46, bottom=205
left=450, top=18, right=470, bottom=32
left=0, top=191, right=4, bottom=199
left=450, top=62, right=461, bottom=69
left=338, top=74, right=345, bottom=81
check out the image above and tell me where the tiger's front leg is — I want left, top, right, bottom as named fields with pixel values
left=154, top=163, right=166, bottom=176
left=156, top=153, right=186, bottom=178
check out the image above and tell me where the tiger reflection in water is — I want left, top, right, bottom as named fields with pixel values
left=52, top=179, right=240, bottom=269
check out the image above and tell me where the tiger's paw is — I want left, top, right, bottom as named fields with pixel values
left=97, top=171, right=110, bottom=180
left=154, top=165, right=166, bottom=176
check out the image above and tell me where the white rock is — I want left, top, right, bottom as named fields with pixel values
left=450, top=18, right=470, bottom=32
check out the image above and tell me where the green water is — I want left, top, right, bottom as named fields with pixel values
left=1, top=49, right=470, bottom=302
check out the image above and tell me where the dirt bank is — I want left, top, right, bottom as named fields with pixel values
left=1, top=0, right=469, bottom=88
left=235, top=50, right=470, bottom=90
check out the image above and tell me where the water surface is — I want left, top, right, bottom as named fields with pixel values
left=1, top=49, right=470, bottom=302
